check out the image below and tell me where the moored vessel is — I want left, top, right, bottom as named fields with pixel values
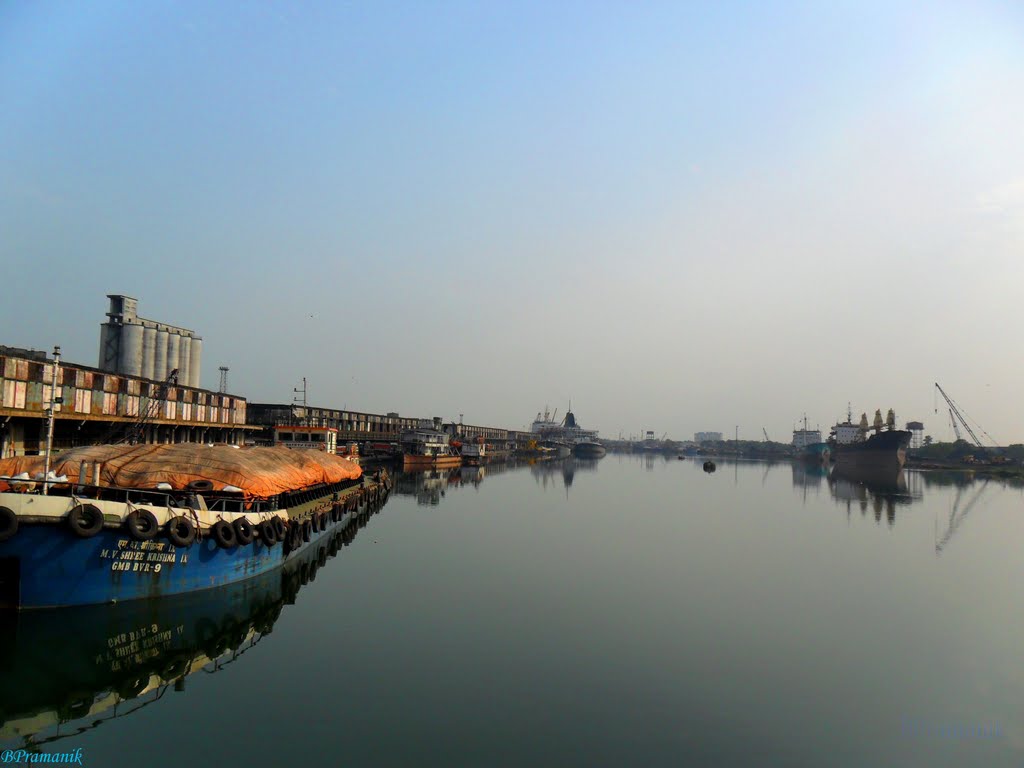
left=0, top=496, right=384, bottom=746
left=461, top=437, right=486, bottom=466
left=792, top=416, right=830, bottom=464
left=399, top=418, right=462, bottom=469
left=829, top=407, right=911, bottom=470
left=530, top=405, right=606, bottom=458
left=0, top=444, right=390, bottom=609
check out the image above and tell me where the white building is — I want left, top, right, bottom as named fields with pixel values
left=906, top=421, right=925, bottom=449
left=694, top=431, right=723, bottom=442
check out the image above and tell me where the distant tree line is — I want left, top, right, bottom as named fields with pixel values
left=912, top=440, right=1024, bottom=462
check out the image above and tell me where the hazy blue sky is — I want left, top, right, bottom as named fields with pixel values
left=2, top=1, right=1023, bottom=442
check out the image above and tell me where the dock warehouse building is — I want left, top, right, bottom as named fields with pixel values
left=0, top=346, right=246, bottom=459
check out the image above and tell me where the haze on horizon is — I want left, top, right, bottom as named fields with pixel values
left=2, top=2, right=1022, bottom=443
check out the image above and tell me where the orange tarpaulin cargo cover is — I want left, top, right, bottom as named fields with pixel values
left=0, top=444, right=362, bottom=499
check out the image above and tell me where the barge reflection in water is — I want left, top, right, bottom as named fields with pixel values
left=0, top=488, right=391, bottom=750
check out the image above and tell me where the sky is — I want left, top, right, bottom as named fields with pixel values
left=2, top=1, right=1023, bottom=442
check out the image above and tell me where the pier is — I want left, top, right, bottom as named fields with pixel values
left=0, top=346, right=532, bottom=459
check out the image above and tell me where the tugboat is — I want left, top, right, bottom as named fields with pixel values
left=0, top=443, right=389, bottom=609
left=828, top=407, right=912, bottom=470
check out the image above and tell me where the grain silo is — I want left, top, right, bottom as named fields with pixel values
left=97, top=295, right=204, bottom=388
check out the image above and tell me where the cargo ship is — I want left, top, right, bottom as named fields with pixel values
left=828, top=407, right=911, bottom=469
left=792, top=416, right=830, bottom=464
left=0, top=444, right=390, bottom=609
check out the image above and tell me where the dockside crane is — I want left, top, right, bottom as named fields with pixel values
left=934, top=383, right=998, bottom=449
left=762, top=427, right=770, bottom=442
left=947, top=409, right=962, bottom=442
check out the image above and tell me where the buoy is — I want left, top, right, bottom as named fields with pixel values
left=703, top=461, right=716, bottom=473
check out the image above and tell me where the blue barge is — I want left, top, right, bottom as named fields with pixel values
left=0, top=445, right=390, bottom=609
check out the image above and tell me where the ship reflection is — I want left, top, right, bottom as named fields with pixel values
left=827, top=464, right=923, bottom=525
left=530, top=457, right=600, bottom=496
left=392, top=462, right=520, bottom=506
left=0, top=491, right=391, bottom=750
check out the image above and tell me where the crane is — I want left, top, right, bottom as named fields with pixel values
left=947, top=408, right=962, bottom=442
left=934, top=383, right=998, bottom=449
left=762, top=427, right=770, bottom=442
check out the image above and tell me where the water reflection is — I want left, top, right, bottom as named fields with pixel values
left=934, top=479, right=992, bottom=555
left=0, top=493, right=391, bottom=750
left=827, top=464, right=922, bottom=525
left=393, top=461, right=524, bottom=506
left=530, top=457, right=600, bottom=495
left=791, top=462, right=829, bottom=503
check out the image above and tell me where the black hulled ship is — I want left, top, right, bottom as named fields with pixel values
left=828, top=408, right=912, bottom=470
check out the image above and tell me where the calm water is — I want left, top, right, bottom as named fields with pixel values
left=2, top=456, right=1023, bottom=766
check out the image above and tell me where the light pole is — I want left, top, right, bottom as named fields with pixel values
left=42, top=345, right=62, bottom=496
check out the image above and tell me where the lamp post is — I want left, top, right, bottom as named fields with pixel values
left=42, top=345, right=62, bottom=496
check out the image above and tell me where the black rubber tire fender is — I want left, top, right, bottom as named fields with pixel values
left=257, top=519, right=277, bottom=546
left=272, top=516, right=287, bottom=540
left=211, top=520, right=237, bottom=549
left=301, top=520, right=312, bottom=542
left=117, top=675, right=149, bottom=700
left=187, top=479, right=215, bottom=493
left=166, top=515, right=196, bottom=547
left=68, top=504, right=104, bottom=538
left=232, top=517, right=254, bottom=546
left=126, top=509, right=159, bottom=541
left=0, top=506, right=18, bottom=542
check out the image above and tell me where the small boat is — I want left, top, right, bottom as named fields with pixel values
left=0, top=444, right=389, bottom=609
left=572, top=438, right=607, bottom=458
left=461, top=437, right=486, bottom=466
left=399, top=418, right=462, bottom=469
